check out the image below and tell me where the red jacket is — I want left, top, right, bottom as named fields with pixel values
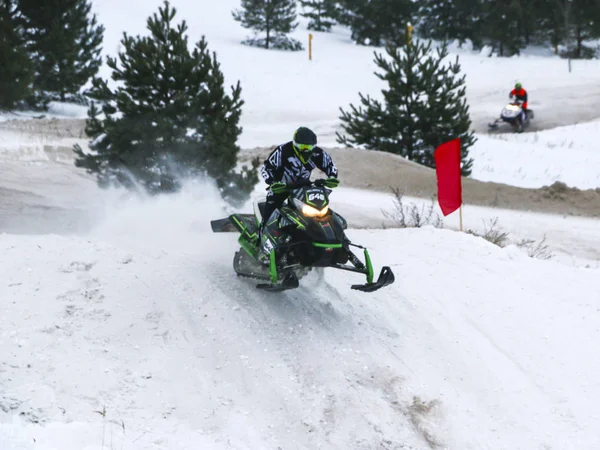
left=510, top=88, right=528, bottom=109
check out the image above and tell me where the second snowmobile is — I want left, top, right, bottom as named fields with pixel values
left=488, top=100, right=534, bottom=133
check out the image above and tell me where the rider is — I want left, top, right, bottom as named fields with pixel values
left=257, top=126, right=339, bottom=241
left=509, top=82, right=528, bottom=122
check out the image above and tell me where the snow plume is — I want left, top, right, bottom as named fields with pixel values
left=90, top=177, right=228, bottom=239
left=78, top=176, right=248, bottom=278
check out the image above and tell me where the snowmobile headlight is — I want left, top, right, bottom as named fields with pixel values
left=293, top=198, right=329, bottom=217
left=303, top=204, right=329, bottom=217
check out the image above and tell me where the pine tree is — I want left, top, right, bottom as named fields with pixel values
left=418, top=0, right=484, bottom=49
left=74, top=1, right=258, bottom=202
left=518, top=0, right=538, bottom=45
left=539, top=0, right=599, bottom=58
left=478, top=0, right=525, bottom=56
left=299, top=0, right=337, bottom=32
left=524, top=0, right=564, bottom=54
left=232, top=0, right=303, bottom=50
left=18, top=0, right=104, bottom=106
left=0, top=0, right=32, bottom=110
left=337, top=0, right=415, bottom=46
left=563, top=0, right=600, bottom=58
left=336, top=40, right=475, bottom=176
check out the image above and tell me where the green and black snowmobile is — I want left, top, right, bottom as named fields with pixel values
left=210, top=179, right=395, bottom=292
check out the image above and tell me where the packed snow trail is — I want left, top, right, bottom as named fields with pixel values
left=0, top=234, right=434, bottom=449
left=2, top=185, right=600, bottom=449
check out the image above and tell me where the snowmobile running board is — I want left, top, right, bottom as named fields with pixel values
left=256, top=278, right=300, bottom=292
left=256, top=266, right=395, bottom=293
left=351, top=266, right=395, bottom=292
left=256, top=270, right=300, bottom=292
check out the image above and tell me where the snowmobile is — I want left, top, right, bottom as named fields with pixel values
left=488, top=100, right=534, bottom=133
left=210, top=178, right=395, bottom=293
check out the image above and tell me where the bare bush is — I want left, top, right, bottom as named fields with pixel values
left=467, top=217, right=510, bottom=247
left=468, top=218, right=555, bottom=259
left=382, top=187, right=444, bottom=229
left=517, top=235, right=554, bottom=260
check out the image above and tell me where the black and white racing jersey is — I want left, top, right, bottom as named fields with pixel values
left=260, top=141, right=338, bottom=186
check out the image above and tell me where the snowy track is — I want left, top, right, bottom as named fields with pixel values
left=3, top=220, right=600, bottom=449
left=0, top=229, right=431, bottom=449
left=470, top=82, right=600, bottom=134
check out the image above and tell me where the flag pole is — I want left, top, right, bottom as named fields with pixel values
left=459, top=204, right=463, bottom=231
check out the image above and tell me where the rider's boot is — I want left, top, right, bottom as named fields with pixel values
left=256, top=201, right=276, bottom=246
left=256, top=219, right=266, bottom=245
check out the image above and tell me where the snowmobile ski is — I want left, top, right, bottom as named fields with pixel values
left=351, top=266, right=395, bottom=292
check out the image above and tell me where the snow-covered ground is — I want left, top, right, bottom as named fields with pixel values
left=2, top=0, right=600, bottom=448
left=333, top=187, right=600, bottom=267
left=2, top=185, right=600, bottom=450
left=471, top=120, right=600, bottom=189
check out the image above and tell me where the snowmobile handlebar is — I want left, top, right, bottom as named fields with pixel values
left=265, top=179, right=328, bottom=191
left=289, top=178, right=328, bottom=188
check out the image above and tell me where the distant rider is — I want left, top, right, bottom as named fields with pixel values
left=258, top=126, right=339, bottom=240
left=509, top=82, right=528, bottom=122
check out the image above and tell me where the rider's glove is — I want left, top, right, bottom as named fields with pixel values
left=323, top=177, right=340, bottom=189
left=269, top=181, right=288, bottom=195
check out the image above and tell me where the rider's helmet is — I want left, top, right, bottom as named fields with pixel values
left=293, top=126, right=317, bottom=164
left=515, top=82, right=522, bottom=90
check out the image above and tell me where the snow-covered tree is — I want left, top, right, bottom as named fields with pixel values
left=478, top=0, right=525, bottom=56
left=0, top=0, right=32, bottom=110
left=559, top=0, right=600, bottom=58
left=300, top=0, right=337, bottom=31
left=337, top=0, right=415, bottom=46
left=336, top=39, right=475, bottom=175
left=18, top=0, right=104, bottom=106
left=74, top=1, right=258, bottom=202
left=418, top=0, right=484, bottom=49
left=232, top=0, right=303, bottom=50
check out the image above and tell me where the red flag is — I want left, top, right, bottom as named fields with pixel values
left=434, top=138, right=462, bottom=216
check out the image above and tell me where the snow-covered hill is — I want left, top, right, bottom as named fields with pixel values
left=87, top=0, right=600, bottom=147
left=5, top=0, right=600, bottom=191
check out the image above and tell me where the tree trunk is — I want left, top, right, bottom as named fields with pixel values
left=266, top=13, right=270, bottom=49
left=576, top=25, right=582, bottom=58
left=58, top=59, right=65, bottom=101
left=317, top=3, right=322, bottom=28
left=523, top=17, right=530, bottom=44
left=563, top=0, right=571, bottom=50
